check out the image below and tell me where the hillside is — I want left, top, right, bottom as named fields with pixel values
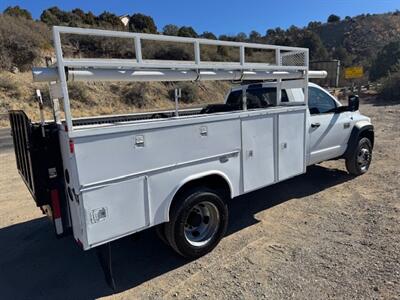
left=314, top=12, right=400, bottom=66
left=0, top=71, right=231, bottom=127
left=0, top=7, right=399, bottom=126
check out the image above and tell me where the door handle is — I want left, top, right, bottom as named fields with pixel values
left=311, top=122, right=321, bottom=128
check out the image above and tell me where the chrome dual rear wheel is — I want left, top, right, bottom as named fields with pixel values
left=162, top=187, right=228, bottom=259
left=184, top=201, right=220, bottom=247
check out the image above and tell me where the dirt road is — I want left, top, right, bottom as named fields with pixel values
left=0, top=127, right=12, bottom=151
left=0, top=99, right=399, bottom=299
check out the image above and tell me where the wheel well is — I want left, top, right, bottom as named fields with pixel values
left=359, top=129, right=374, bottom=148
left=344, top=126, right=374, bottom=158
left=173, top=174, right=232, bottom=206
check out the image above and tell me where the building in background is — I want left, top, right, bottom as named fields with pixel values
left=119, top=14, right=130, bottom=27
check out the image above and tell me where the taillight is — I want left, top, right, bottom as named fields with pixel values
left=50, top=189, right=63, bottom=234
left=76, top=238, right=83, bottom=249
left=69, top=139, right=74, bottom=154
left=50, top=189, right=61, bottom=218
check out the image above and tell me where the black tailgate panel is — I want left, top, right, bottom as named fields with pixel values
left=9, top=110, right=65, bottom=207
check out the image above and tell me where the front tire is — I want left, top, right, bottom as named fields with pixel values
left=345, top=137, right=372, bottom=175
left=164, top=187, right=228, bottom=259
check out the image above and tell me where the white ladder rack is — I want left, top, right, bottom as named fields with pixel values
left=34, top=26, right=322, bottom=132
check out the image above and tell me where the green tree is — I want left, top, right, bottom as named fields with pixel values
left=71, top=8, right=85, bottom=20
left=327, top=14, right=341, bottom=23
left=218, top=34, right=235, bottom=41
left=98, top=11, right=121, bottom=27
left=307, top=21, right=322, bottom=30
left=298, top=31, right=328, bottom=60
left=177, top=26, right=198, bottom=38
left=332, top=47, right=352, bottom=66
left=163, top=24, right=179, bottom=36
left=249, top=30, right=262, bottom=42
left=200, top=31, right=217, bottom=40
left=83, top=11, right=96, bottom=25
left=3, top=6, right=32, bottom=19
left=235, top=32, right=247, bottom=42
left=129, top=13, right=157, bottom=33
left=369, top=41, right=400, bottom=81
left=40, top=7, right=67, bottom=25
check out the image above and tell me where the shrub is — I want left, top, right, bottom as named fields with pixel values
left=177, top=26, right=198, bottom=38
left=40, top=6, right=68, bottom=25
left=163, top=24, right=179, bottom=36
left=68, top=82, right=96, bottom=104
left=97, top=12, right=122, bottom=27
left=0, top=75, right=17, bottom=90
left=327, top=14, right=341, bottom=23
left=153, top=45, right=192, bottom=60
left=200, top=31, right=217, bottom=40
left=378, top=72, right=400, bottom=101
left=369, top=41, right=400, bottom=81
left=0, top=14, right=50, bottom=71
left=169, top=83, right=199, bottom=103
left=129, top=13, right=157, bottom=33
left=122, top=83, right=147, bottom=108
left=3, top=6, right=32, bottom=19
left=0, top=74, right=21, bottom=97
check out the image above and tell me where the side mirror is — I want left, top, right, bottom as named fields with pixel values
left=348, top=95, right=359, bottom=112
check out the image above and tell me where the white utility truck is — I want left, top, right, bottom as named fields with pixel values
left=9, top=26, right=374, bottom=288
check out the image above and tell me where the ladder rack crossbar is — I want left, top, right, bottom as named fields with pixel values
left=53, top=26, right=309, bottom=72
left=54, top=26, right=307, bottom=52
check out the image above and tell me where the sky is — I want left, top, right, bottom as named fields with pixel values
left=1, top=0, right=399, bottom=35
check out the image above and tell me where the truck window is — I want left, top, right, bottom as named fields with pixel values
left=225, top=90, right=243, bottom=110
left=226, top=88, right=288, bottom=109
left=308, top=86, right=337, bottom=114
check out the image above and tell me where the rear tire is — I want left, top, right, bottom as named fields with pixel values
left=155, top=223, right=169, bottom=245
left=345, top=137, right=372, bottom=176
left=165, top=187, right=228, bottom=259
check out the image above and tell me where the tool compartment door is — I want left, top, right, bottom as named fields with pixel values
left=241, top=116, right=275, bottom=192
left=278, top=110, right=306, bottom=181
left=82, top=176, right=148, bottom=247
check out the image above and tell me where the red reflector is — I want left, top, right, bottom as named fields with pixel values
left=64, top=124, right=68, bottom=132
left=50, top=189, right=61, bottom=219
left=69, top=139, right=74, bottom=154
left=76, top=238, right=83, bottom=249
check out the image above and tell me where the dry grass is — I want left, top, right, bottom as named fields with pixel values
left=0, top=71, right=231, bottom=127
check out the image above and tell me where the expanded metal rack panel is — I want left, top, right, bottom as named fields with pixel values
left=9, top=111, right=35, bottom=194
left=9, top=110, right=66, bottom=207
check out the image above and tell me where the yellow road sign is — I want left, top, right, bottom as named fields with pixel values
left=344, top=66, right=364, bottom=79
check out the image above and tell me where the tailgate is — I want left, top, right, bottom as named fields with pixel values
left=9, top=110, right=71, bottom=235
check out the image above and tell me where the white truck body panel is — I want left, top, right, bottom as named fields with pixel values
left=61, top=106, right=309, bottom=249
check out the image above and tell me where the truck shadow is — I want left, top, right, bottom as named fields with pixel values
left=0, top=165, right=353, bottom=299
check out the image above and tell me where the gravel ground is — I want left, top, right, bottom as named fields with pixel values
left=0, top=99, right=399, bottom=299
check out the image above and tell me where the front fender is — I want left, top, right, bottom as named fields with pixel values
left=343, top=121, right=374, bottom=158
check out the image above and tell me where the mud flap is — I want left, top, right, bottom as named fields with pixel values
left=96, top=242, right=116, bottom=290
